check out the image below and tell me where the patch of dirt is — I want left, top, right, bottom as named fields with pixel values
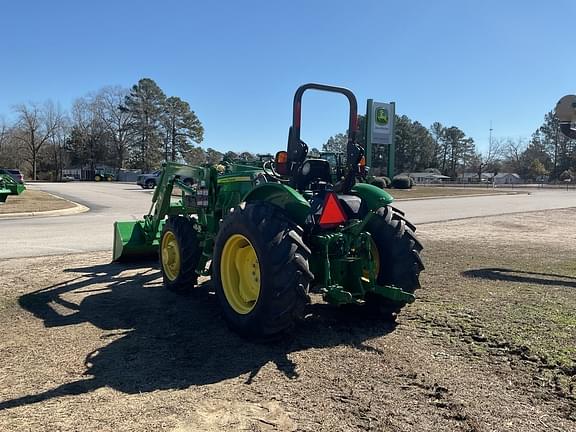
left=0, top=209, right=575, bottom=431
left=0, top=189, right=75, bottom=214
left=420, top=208, right=576, bottom=247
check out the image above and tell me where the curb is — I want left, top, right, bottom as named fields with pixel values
left=395, top=191, right=530, bottom=202
left=0, top=192, right=89, bottom=219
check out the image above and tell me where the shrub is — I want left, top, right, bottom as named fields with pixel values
left=391, top=176, right=412, bottom=189
left=370, top=177, right=386, bottom=189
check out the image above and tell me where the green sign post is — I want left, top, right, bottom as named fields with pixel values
left=365, top=99, right=395, bottom=178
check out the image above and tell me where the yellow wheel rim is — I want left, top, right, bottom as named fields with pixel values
left=363, top=237, right=381, bottom=280
left=220, top=234, right=261, bottom=314
left=161, top=231, right=181, bottom=281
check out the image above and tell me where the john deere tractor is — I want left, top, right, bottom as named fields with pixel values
left=113, top=83, right=424, bottom=339
left=0, top=174, right=25, bottom=203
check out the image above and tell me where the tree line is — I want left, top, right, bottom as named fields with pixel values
left=0, top=78, right=253, bottom=180
left=1, top=80, right=573, bottom=182
left=323, top=109, right=576, bottom=182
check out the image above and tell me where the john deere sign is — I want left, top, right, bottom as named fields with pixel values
left=371, top=102, right=394, bottom=145
left=366, top=99, right=396, bottom=177
left=375, top=107, right=389, bottom=125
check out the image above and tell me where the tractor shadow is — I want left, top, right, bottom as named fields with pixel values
left=0, top=260, right=396, bottom=411
left=462, top=267, right=576, bottom=289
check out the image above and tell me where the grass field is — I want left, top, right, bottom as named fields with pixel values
left=0, top=189, right=75, bottom=214
left=0, top=209, right=574, bottom=431
left=389, top=186, right=514, bottom=200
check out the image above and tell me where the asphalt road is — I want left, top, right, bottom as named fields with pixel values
left=2, top=183, right=576, bottom=259
left=1, top=182, right=152, bottom=259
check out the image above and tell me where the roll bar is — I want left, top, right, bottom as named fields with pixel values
left=287, top=83, right=360, bottom=172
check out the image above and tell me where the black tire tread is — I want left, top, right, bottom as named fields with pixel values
left=213, top=202, right=312, bottom=340
left=160, top=216, right=201, bottom=293
left=366, top=206, right=424, bottom=318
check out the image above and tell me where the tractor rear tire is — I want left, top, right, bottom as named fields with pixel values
left=213, top=202, right=312, bottom=340
left=159, top=216, right=201, bottom=294
left=364, top=206, right=424, bottom=319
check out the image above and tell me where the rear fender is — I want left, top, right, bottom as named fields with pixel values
left=350, top=183, right=394, bottom=211
left=242, top=183, right=310, bottom=226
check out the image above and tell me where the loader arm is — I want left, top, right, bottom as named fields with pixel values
left=113, top=162, right=217, bottom=261
left=143, top=163, right=216, bottom=241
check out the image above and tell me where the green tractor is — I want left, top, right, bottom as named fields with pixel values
left=0, top=174, right=25, bottom=203
left=94, top=168, right=115, bottom=182
left=320, top=151, right=344, bottom=180
left=113, top=83, right=424, bottom=339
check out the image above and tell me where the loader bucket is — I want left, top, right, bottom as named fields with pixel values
left=113, top=220, right=161, bottom=261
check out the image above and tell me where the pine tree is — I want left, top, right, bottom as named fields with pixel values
left=161, top=96, right=204, bottom=162
left=122, top=78, right=166, bottom=171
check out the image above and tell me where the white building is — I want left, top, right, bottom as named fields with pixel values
left=494, top=173, right=522, bottom=185
left=408, top=172, right=451, bottom=184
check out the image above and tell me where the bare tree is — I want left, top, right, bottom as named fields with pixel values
left=473, top=136, right=504, bottom=180
left=0, top=117, right=8, bottom=158
left=71, top=96, right=107, bottom=172
left=503, top=137, right=526, bottom=173
left=94, top=86, right=131, bottom=169
left=48, top=116, right=70, bottom=181
left=13, top=101, right=63, bottom=179
left=0, top=118, right=24, bottom=169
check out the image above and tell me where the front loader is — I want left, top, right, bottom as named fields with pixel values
left=113, top=83, right=424, bottom=340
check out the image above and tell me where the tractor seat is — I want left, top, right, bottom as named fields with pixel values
left=294, top=159, right=332, bottom=190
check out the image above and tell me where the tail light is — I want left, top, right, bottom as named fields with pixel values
left=275, top=151, right=288, bottom=175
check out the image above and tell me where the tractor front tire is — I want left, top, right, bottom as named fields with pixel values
left=365, top=206, right=424, bottom=319
left=213, top=202, right=312, bottom=340
left=160, top=216, right=201, bottom=294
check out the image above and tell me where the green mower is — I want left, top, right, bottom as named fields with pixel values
left=113, top=83, right=424, bottom=339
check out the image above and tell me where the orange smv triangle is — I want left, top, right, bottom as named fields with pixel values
left=319, top=193, right=347, bottom=228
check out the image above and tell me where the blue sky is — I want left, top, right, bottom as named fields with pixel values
left=0, top=1, right=573, bottom=154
